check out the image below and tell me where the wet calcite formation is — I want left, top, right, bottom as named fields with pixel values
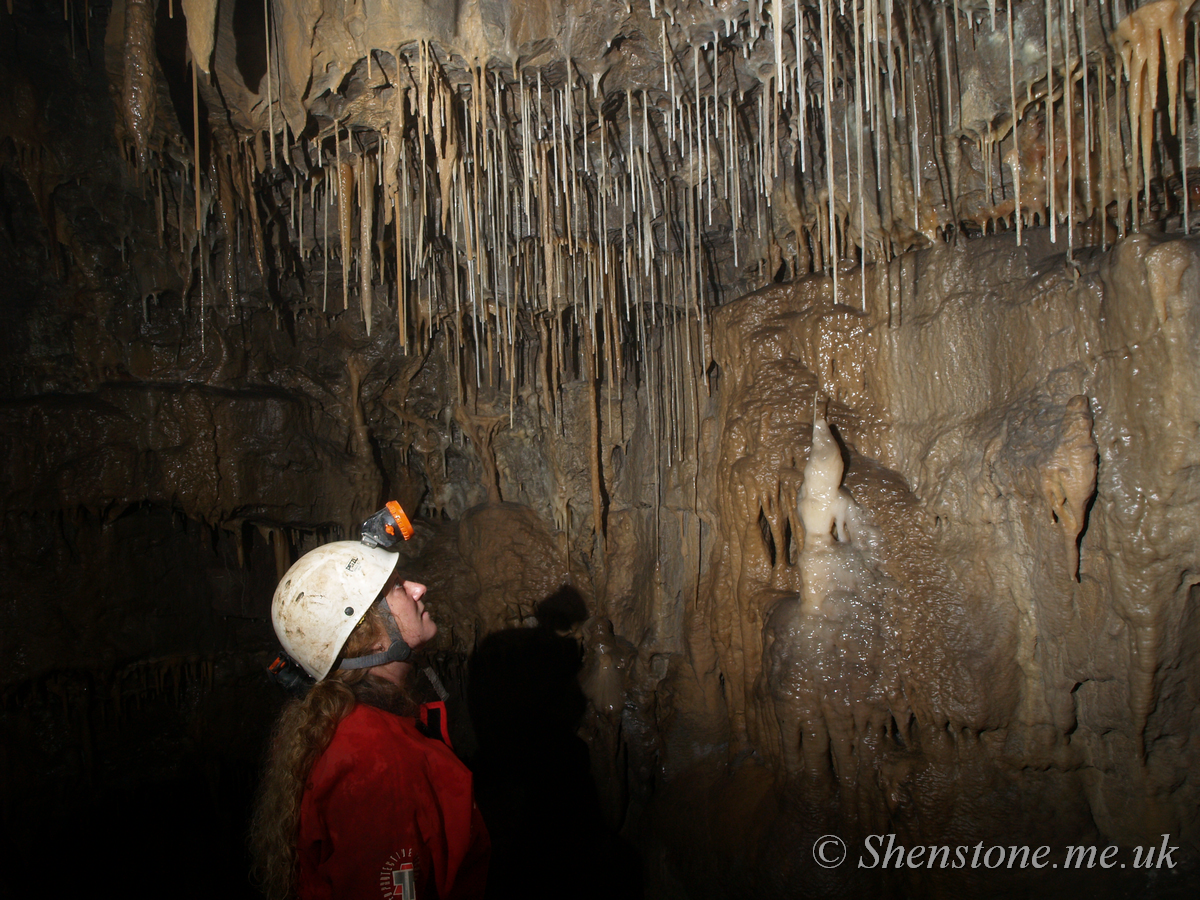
left=2, top=1, right=1200, bottom=898
left=662, top=229, right=1200, bottom=895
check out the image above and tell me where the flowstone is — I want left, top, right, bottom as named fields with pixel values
left=651, top=229, right=1200, bottom=896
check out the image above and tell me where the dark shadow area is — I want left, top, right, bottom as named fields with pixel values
left=1, top=658, right=280, bottom=899
left=233, top=0, right=269, bottom=94
left=0, top=505, right=282, bottom=897
left=468, top=586, right=642, bottom=899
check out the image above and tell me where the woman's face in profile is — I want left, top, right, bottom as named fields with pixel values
left=386, top=579, right=438, bottom=650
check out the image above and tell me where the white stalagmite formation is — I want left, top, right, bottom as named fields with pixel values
left=799, top=415, right=850, bottom=548
left=797, top=415, right=872, bottom=619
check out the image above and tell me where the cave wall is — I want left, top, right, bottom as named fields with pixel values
left=3, top=1, right=1200, bottom=898
left=655, top=229, right=1200, bottom=897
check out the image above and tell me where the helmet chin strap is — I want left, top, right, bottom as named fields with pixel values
left=339, top=597, right=412, bottom=670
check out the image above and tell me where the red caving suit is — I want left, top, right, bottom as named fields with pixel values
left=297, top=702, right=490, bottom=900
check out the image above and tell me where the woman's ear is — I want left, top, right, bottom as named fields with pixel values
left=372, top=617, right=392, bottom=652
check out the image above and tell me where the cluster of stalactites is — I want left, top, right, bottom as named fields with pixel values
left=118, top=1, right=1199, bottom=465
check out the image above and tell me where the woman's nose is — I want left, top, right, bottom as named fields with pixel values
left=404, top=581, right=427, bottom=601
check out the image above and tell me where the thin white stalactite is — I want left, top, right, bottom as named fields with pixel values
left=263, top=0, right=274, bottom=169
left=822, top=0, right=837, bottom=306
left=1192, top=22, right=1199, bottom=232
left=907, top=2, right=920, bottom=230
left=1100, top=52, right=1109, bottom=249
left=798, top=0, right=807, bottom=173
left=1061, top=0, right=1074, bottom=253
left=1009, top=0, right=1022, bottom=244
left=1046, top=0, right=1057, bottom=241
left=1081, top=0, right=1092, bottom=218
left=854, top=0, right=866, bottom=311
left=192, top=58, right=204, bottom=349
left=1183, top=52, right=1189, bottom=231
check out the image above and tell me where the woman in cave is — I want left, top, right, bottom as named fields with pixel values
left=250, top=541, right=489, bottom=900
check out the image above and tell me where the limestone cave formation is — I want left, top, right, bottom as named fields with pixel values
left=2, top=0, right=1200, bottom=896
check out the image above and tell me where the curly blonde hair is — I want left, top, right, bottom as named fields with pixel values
left=249, top=603, right=411, bottom=900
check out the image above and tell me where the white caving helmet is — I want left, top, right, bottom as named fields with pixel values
left=271, top=541, right=410, bottom=680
